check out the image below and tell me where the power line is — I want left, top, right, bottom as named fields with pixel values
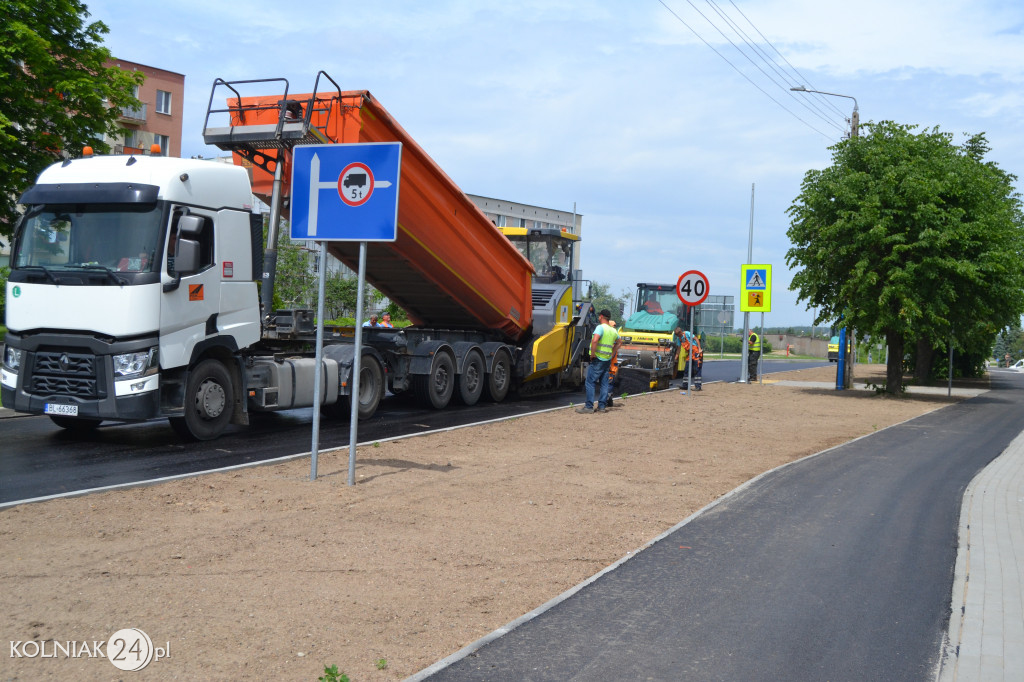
left=656, top=0, right=845, bottom=141
left=705, top=0, right=844, bottom=128
left=698, top=0, right=845, bottom=133
left=726, top=0, right=849, bottom=119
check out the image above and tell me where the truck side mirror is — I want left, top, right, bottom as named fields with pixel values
left=175, top=238, right=201, bottom=275
left=163, top=214, right=205, bottom=291
left=178, top=214, right=204, bottom=237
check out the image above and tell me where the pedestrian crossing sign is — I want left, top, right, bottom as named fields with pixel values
left=740, top=264, right=772, bottom=312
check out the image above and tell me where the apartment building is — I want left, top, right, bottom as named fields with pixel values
left=104, top=58, right=184, bottom=157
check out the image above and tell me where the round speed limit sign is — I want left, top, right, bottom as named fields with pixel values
left=677, top=270, right=709, bottom=307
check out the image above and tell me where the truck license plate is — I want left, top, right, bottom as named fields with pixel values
left=44, top=403, right=78, bottom=417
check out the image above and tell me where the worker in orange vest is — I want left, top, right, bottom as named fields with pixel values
left=688, top=331, right=703, bottom=390
left=680, top=331, right=703, bottom=390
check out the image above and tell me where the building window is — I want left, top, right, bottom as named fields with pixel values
left=156, top=90, right=172, bottom=115
left=153, top=134, right=169, bottom=155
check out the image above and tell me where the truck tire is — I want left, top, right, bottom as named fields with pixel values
left=49, top=416, right=102, bottom=432
left=324, top=354, right=383, bottom=420
left=456, top=349, right=485, bottom=406
left=484, top=348, right=512, bottom=402
left=169, top=358, right=233, bottom=441
left=414, top=351, right=455, bottom=409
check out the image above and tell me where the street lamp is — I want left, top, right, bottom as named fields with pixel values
left=791, top=84, right=860, bottom=388
left=791, top=85, right=859, bottom=138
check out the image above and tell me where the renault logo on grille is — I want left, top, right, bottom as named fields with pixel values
left=59, top=353, right=70, bottom=371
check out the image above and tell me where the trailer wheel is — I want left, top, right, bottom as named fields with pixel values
left=170, top=358, right=233, bottom=441
left=456, top=349, right=485, bottom=406
left=484, top=348, right=512, bottom=402
left=49, top=416, right=102, bottom=432
left=325, top=354, right=384, bottom=420
left=414, top=351, right=455, bottom=409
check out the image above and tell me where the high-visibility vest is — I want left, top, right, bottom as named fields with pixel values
left=593, top=323, right=618, bottom=361
left=749, top=333, right=760, bottom=352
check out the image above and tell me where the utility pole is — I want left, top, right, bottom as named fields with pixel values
left=740, top=183, right=754, bottom=382
left=844, top=108, right=859, bottom=389
left=791, top=85, right=859, bottom=389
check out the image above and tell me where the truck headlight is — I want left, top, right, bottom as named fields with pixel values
left=2, top=345, right=20, bottom=370
left=113, top=347, right=158, bottom=379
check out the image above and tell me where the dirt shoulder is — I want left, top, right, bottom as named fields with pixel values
left=0, top=364, right=979, bottom=681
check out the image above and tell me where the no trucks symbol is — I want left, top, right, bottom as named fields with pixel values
left=338, top=162, right=374, bottom=207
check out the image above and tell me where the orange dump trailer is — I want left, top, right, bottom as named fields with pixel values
left=226, top=90, right=534, bottom=342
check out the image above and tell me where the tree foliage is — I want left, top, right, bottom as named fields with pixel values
left=786, top=121, right=1024, bottom=392
left=0, top=0, right=143, bottom=236
left=269, top=230, right=382, bottom=321
left=588, top=281, right=630, bottom=322
left=0, top=265, right=9, bottom=321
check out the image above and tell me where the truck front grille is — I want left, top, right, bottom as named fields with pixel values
left=30, top=351, right=99, bottom=398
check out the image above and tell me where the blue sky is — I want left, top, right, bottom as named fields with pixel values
left=83, top=0, right=1024, bottom=327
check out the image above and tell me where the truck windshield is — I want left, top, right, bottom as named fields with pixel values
left=507, top=233, right=573, bottom=282
left=13, top=203, right=163, bottom=274
left=624, top=286, right=687, bottom=332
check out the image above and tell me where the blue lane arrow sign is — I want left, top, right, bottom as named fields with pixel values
left=291, top=142, right=401, bottom=242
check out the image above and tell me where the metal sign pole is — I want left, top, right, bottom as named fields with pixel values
left=687, top=313, right=694, bottom=399
left=310, top=241, right=328, bottom=480
left=759, top=312, right=764, bottom=385
left=348, top=241, right=368, bottom=486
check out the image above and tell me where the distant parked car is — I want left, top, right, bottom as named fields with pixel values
left=1009, top=359, right=1024, bottom=372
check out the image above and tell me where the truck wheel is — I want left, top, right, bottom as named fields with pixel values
left=49, top=416, right=102, bottom=432
left=414, top=351, right=454, bottom=409
left=171, top=359, right=233, bottom=441
left=456, top=349, right=485, bottom=406
left=325, top=355, right=383, bottom=420
left=484, top=348, right=511, bottom=402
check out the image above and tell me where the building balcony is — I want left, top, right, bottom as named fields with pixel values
left=119, top=103, right=147, bottom=122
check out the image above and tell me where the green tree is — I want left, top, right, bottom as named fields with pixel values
left=1, top=1, right=144, bottom=236
left=588, top=281, right=629, bottom=322
left=271, top=236, right=316, bottom=310
left=787, top=121, right=1024, bottom=392
left=265, top=226, right=382, bottom=321
left=994, top=326, right=1024, bottom=365
left=0, top=265, right=9, bottom=323
left=322, top=271, right=381, bottom=321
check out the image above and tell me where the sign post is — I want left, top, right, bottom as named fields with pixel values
left=290, top=142, right=402, bottom=483
left=676, top=270, right=710, bottom=399
left=740, top=264, right=772, bottom=384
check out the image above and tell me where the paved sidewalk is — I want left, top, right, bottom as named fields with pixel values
left=770, top=379, right=989, bottom=398
left=414, top=375, right=1023, bottom=681
left=939, top=429, right=1024, bottom=681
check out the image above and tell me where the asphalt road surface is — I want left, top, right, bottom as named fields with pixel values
left=421, top=372, right=1024, bottom=682
left=0, top=359, right=823, bottom=505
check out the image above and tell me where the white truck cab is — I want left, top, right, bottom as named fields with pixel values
left=2, top=154, right=263, bottom=436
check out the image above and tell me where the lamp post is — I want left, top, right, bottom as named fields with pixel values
left=791, top=85, right=858, bottom=138
left=791, top=84, right=859, bottom=388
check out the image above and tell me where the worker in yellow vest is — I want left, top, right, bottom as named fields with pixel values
left=673, top=327, right=688, bottom=378
left=577, top=309, right=621, bottom=414
left=748, top=330, right=761, bottom=382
